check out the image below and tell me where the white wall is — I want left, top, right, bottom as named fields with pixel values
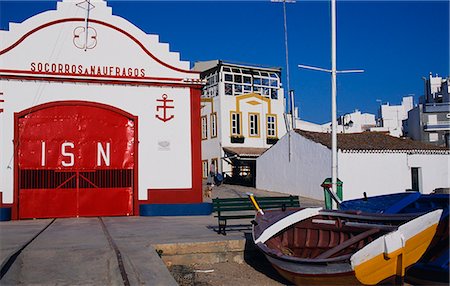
left=1, top=81, right=193, bottom=203
left=339, top=152, right=411, bottom=200
left=337, top=152, right=449, bottom=200
left=0, top=0, right=198, bottom=203
left=408, top=154, right=450, bottom=193
left=256, top=131, right=330, bottom=200
left=257, top=131, right=450, bottom=202
left=201, top=96, right=223, bottom=174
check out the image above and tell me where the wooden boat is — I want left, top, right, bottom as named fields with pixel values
left=252, top=207, right=442, bottom=285
left=340, top=192, right=449, bottom=284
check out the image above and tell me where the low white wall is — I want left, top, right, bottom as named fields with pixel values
left=256, top=131, right=330, bottom=200
left=339, top=152, right=450, bottom=200
left=408, top=154, right=450, bottom=193
left=339, top=153, right=411, bottom=200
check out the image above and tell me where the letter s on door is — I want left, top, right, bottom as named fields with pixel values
left=61, top=142, right=75, bottom=167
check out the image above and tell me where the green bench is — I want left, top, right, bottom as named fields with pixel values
left=212, top=195, right=300, bottom=235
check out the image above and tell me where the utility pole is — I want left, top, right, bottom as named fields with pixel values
left=298, top=0, right=363, bottom=208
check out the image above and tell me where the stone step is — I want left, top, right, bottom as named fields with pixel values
left=152, top=239, right=253, bottom=266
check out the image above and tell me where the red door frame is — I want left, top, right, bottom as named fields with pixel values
left=12, top=100, right=139, bottom=220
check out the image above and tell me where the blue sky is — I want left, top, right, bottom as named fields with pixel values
left=1, top=1, right=449, bottom=124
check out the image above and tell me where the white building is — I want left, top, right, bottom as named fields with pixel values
left=371, top=96, right=414, bottom=137
left=256, top=130, right=450, bottom=201
left=407, top=73, right=450, bottom=147
left=318, top=110, right=376, bottom=134
left=193, top=60, right=287, bottom=186
left=0, top=0, right=205, bottom=219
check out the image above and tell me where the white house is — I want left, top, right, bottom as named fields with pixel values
left=0, top=0, right=205, bottom=219
left=193, top=60, right=287, bottom=186
left=318, top=110, right=376, bottom=134
left=371, top=96, right=414, bottom=137
left=256, top=130, right=450, bottom=201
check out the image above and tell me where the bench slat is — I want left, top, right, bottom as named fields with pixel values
left=212, top=195, right=300, bottom=235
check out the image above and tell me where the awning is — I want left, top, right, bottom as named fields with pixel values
left=222, top=147, right=268, bottom=159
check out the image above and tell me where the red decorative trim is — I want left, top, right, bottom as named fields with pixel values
left=13, top=101, right=139, bottom=219
left=13, top=113, right=19, bottom=219
left=0, top=18, right=199, bottom=75
left=133, top=115, right=139, bottom=216
left=0, top=74, right=203, bottom=89
left=141, top=87, right=203, bottom=205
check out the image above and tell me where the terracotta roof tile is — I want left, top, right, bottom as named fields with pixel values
left=294, top=130, right=449, bottom=153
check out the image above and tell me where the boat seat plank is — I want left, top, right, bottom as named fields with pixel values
left=315, top=228, right=381, bottom=259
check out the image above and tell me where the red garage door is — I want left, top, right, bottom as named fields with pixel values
left=16, top=101, right=136, bottom=219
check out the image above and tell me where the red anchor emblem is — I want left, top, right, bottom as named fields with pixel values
left=156, top=94, right=174, bottom=122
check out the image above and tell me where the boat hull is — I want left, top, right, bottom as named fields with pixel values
left=341, top=193, right=449, bottom=284
left=265, top=255, right=361, bottom=285
left=253, top=208, right=442, bottom=286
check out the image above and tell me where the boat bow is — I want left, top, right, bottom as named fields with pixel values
left=350, top=209, right=443, bottom=285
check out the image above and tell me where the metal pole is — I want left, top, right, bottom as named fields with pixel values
left=331, top=0, right=338, bottom=195
left=84, top=0, right=91, bottom=51
left=283, top=0, right=291, bottom=112
left=290, top=90, right=296, bottom=129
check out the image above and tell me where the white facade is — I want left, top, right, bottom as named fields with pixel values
left=256, top=131, right=330, bottom=200
left=194, top=61, right=287, bottom=178
left=371, top=96, right=414, bottom=137
left=257, top=130, right=450, bottom=201
left=0, top=0, right=201, bottom=206
left=319, top=110, right=376, bottom=134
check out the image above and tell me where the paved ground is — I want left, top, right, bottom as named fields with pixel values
left=203, top=182, right=324, bottom=208
left=0, top=184, right=323, bottom=285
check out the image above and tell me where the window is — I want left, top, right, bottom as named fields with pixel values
left=271, top=89, right=278, bottom=99
left=429, top=132, right=439, bottom=142
left=225, top=83, right=233, bottom=95
left=211, top=113, right=217, bottom=138
left=249, top=113, right=260, bottom=137
left=234, top=84, right=242, bottom=94
left=230, top=112, right=242, bottom=136
left=201, top=116, right=208, bottom=140
left=428, top=114, right=437, bottom=125
left=202, top=160, right=208, bottom=179
left=224, top=74, right=233, bottom=82
left=267, top=115, right=277, bottom=137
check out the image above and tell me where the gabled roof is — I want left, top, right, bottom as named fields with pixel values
left=223, top=147, right=268, bottom=158
left=294, top=130, right=449, bottom=154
